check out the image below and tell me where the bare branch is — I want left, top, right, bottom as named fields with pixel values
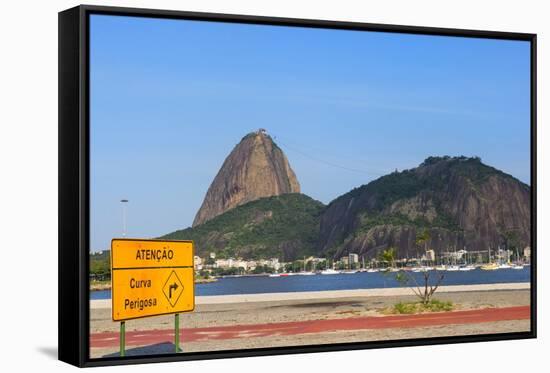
left=428, top=272, right=446, bottom=297
left=402, top=270, right=424, bottom=300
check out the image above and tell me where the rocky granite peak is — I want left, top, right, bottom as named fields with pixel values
left=192, top=130, right=300, bottom=227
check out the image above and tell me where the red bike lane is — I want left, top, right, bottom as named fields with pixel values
left=90, top=305, right=530, bottom=348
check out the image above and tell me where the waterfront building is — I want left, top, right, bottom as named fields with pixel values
left=233, top=259, right=250, bottom=270
left=215, top=258, right=234, bottom=268
left=524, top=246, right=531, bottom=260
left=425, top=249, right=436, bottom=262
left=194, top=256, right=203, bottom=270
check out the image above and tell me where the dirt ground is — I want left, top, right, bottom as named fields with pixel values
left=89, top=289, right=530, bottom=358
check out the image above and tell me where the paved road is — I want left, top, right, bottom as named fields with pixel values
left=90, top=306, right=530, bottom=348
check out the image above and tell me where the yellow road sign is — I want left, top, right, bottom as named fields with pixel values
left=111, top=239, right=194, bottom=321
left=112, top=239, right=193, bottom=269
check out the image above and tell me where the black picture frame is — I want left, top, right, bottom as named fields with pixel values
left=58, top=4, right=537, bottom=368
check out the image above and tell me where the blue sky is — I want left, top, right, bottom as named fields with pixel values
left=90, top=14, right=531, bottom=252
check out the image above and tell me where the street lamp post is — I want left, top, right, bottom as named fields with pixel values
left=120, top=199, right=128, bottom=237
left=119, top=198, right=129, bottom=356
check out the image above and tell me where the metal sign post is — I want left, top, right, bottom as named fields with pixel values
left=110, top=239, right=195, bottom=356
left=120, top=321, right=126, bottom=357
left=175, top=313, right=180, bottom=352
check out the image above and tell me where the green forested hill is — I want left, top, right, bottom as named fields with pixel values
left=161, top=193, right=324, bottom=260
left=318, top=156, right=530, bottom=259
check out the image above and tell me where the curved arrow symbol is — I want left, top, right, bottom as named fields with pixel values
left=169, top=282, right=178, bottom=299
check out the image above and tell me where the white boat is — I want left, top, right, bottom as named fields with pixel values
left=412, top=266, right=432, bottom=272
left=320, top=268, right=340, bottom=275
left=366, top=268, right=379, bottom=273
left=498, top=263, right=513, bottom=269
left=435, top=265, right=447, bottom=271
left=296, top=271, right=316, bottom=276
left=458, top=249, right=476, bottom=271
left=512, top=249, right=524, bottom=270
left=268, top=273, right=281, bottom=277
left=446, top=246, right=462, bottom=272
left=341, top=270, right=359, bottom=274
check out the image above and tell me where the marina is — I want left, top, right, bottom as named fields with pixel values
left=91, top=266, right=530, bottom=299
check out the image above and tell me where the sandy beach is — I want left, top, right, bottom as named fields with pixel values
left=89, top=283, right=530, bottom=358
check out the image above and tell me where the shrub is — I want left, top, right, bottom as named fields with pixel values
left=390, top=299, right=454, bottom=314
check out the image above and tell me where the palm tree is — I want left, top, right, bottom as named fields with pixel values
left=379, top=247, right=397, bottom=268
left=416, top=229, right=431, bottom=251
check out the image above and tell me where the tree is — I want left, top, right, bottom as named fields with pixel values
left=198, top=270, right=210, bottom=279
left=316, top=260, right=327, bottom=271
left=395, top=268, right=445, bottom=305
left=90, top=252, right=111, bottom=280
left=378, top=247, right=397, bottom=268
left=383, top=230, right=445, bottom=305
left=252, top=265, right=274, bottom=274
left=502, top=230, right=520, bottom=252
left=292, top=262, right=300, bottom=272
left=416, top=229, right=431, bottom=255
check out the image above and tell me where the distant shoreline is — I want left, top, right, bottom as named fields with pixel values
left=90, top=282, right=530, bottom=308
